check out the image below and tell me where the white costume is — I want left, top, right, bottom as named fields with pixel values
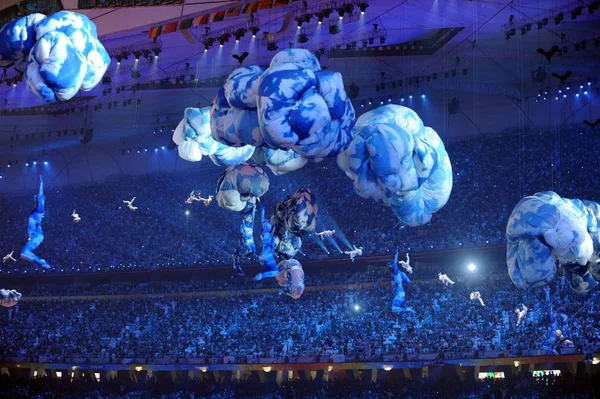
left=398, top=253, right=412, bottom=273
left=2, top=251, right=17, bottom=263
left=186, top=191, right=213, bottom=207
left=515, top=304, right=528, bottom=326
left=470, top=291, right=485, bottom=306
left=122, top=197, right=138, bottom=211
left=316, top=230, right=335, bottom=239
left=438, top=273, right=455, bottom=286
left=72, top=210, right=81, bottom=223
left=344, top=245, right=363, bottom=262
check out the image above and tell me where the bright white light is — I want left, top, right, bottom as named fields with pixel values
left=421, top=94, right=426, bottom=98
left=468, top=263, right=476, bottom=271
left=383, top=365, right=393, bottom=371
left=354, top=304, right=360, bottom=311
left=185, top=210, right=190, bottom=215
left=44, top=161, right=48, bottom=165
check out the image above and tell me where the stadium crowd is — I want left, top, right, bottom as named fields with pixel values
left=1, top=272, right=598, bottom=364
left=0, top=366, right=598, bottom=399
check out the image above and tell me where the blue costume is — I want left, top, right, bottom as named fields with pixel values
left=21, top=176, right=51, bottom=269
left=240, top=206, right=256, bottom=256
left=254, top=208, right=279, bottom=281
left=388, top=250, right=415, bottom=314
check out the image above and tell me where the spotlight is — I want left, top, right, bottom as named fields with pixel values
left=388, top=94, right=392, bottom=102
left=358, top=2, right=369, bottom=14
left=249, top=26, right=260, bottom=37
left=576, top=93, right=580, bottom=97
left=380, top=36, right=385, bottom=44
left=296, top=18, right=304, bottom=29
left=409, top=94, right=412, bottom=99
left=161, top=146, right=165, bottom=150
left=317, top=14, right=324, bottom=24
left=584, top=90, right=588, bottom=95
left=368, top=99, right=372, bottom=105
left=44, top=161, right=48, bottom=165
left=33, top=161, right=37, bottom=165
left=133, top=51, right=141, bottom=61
left=354, top=304, right=360, bottom=311
left=542, top=17, right=549, bottom=25
left=26, top=163, right=29, bottom=167
left=234, top=28, right=247, bottom=42
left=421, top=94, right=425, bottom=99
left=153, top=48, right=161, bottom=58
left=337, top=7, right=345, bottom=19
left=536, top=21, right=543, bottom=30
left=468, top=263, right=476, bottom=271
left=554, top=12, right=563, bottom=25
left=116, top=55, right=123, bottom=64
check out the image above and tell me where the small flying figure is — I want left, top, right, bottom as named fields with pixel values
left=438, top=273, right=455, bottom=287
left=398, top=253, right=412, bottom=274
left=186, top=191, right=213, bottom=207
left=2, top=251, right=17, bottom=263
left=71, top=210, right=81, bottom=223
left=470, top=291, right=485, bottom=306
left=515, top=304, right=528, bottom=327
left=122, top=197, right=138, bottom=211
left=344, top=245, right=363, bottom=262
left=316, top=230, right=335, bottom=240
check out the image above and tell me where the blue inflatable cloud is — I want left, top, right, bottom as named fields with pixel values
left=271, top=187, right=318, bottom=258
left=257, top=48, right=355, bottom=159
left=9, top=11, right=111, bottom=102
left=0, top=13, right=45, bottom=72
left=216, top=163, right=270, bottom=212
left=173, top=107, right=255, bottom=166
left=337, top=104, right=453, bottom=227
left=211, top=66, right=265, bottom=147
left=506, top=191, right=600, bottom=293
left=252, top=147, right=308, bottom=175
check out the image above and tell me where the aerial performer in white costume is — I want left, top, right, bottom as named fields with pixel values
left=122, top=197, right=137, bottom=211
left=71, top=210, right=81, bottom=223
left=0, top=289, right=22, bottom=308
left=21, top=175, right=51, bottom=269
left=316, top=230, right=335, bottom=240
left=438, top=273, right=455, bottom=287
left=470, top=291, right=485, bottom=306
left=345, top=245, right=363, bottom=262
left=2, top=251, right=17, bottom=263
left=185, top=191, right=213, bottom=207
left=388, top=250, right=416, bottom=314
left=515, top=304, right=528, bottom=327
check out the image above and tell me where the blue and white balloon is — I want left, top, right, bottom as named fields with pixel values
left=0, top=13, right=45, bottom=72
left=216, top=163, right=270, bottom=212
left=507, top=191, right=600, bottom=293
left=337, top=105, right=453, bottom=227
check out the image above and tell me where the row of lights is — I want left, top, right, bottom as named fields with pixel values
left=360, top=93, right=427, bottom=108
left=121, top=146, right=168, bottom=155
left=115, top=48, right=162, bottom=65
left=297, top=1, right=369, bottom=29
left=535, top=81, right=592, bottom=102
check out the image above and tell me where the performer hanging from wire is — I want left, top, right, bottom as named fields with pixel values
left=71, top=210, right=81, bottom=223
left=0, top=289, right=21, bottom=308
left=470, top=291, right=485, bottom=306
left=122, top=197, right=137, bottom=211
left=515, top=304, right=528, bottom=327
left=186, top=191, right=213, bottom=207
left=2, top=251, right=16, bottom=263
left=541, top=305, right=573, bottom=355
left=240, top=207, right=257, bottom=256
left=316, top=230, right=335, bottom=240
left=231, top=248, right=244, bottom=278
left=438, top=272, right=455, bottom=287
left=388, top=249, right=416, bottom=314
left=254, top=207, right=279, bottom=281
left=345, top=245, right=363, bottom=262
left=21, top=175, right=51, bottom=269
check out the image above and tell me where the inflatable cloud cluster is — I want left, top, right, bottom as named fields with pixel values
left=174, top=48, right=355, bottom=173
left=276, top=258, right=305, bottom=299
left=337, top=105, right=453, bottom=227
left=507, top=191, right=600, bottom=294
left=0, top=288, right=22, bottom=308
left=0, top=11, right=110, bottom=102
left=216, top=163, right=270, bottom=213
left=271, top=187, right=318, bottom=259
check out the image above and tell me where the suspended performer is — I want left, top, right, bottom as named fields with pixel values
left=3, top=251, right=17, bottom=263
left=515, top=304, right=528, bottom=327
left=231, top=249, right=244, bottom=278
left=122, top=197, right=138, bottom=211
left=438, top=273, right=455, bottom=287
left=71, top=210, right=81, bottom=223
left=470, top=291, right=485, bottom=306
left=240, top=206, right=257, bottom=256
left=388, top=250, right=416, bottom=314
left=316, top=230, right=335, bottom=240
left=254, top=207, right=279, bottom=281
left=21, top=175, right=51, bottom=269
left=345, top=245, right=363, bottom=262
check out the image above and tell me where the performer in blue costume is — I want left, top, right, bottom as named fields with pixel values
left=231, top=249, right=244, bottom=278
left=21, top=175, right=51, bottom=269
left=240, top=206, right=257, bottom=256
left=388, top=250, right=416, bottom=314
left=254, top=207, right=279, bottom=281
left=541, top=305, right=573, bottom=355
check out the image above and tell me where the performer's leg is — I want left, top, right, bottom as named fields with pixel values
left=21, top=235, right=50, bottom=268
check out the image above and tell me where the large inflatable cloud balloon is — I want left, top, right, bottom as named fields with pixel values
left=216, top=163, right=270, bottom=212
left=506, top=191, right=600, bottom=294
left=252, top=147, right=308, bottom=175
left=0, top=13, right=45, bottom=72
left=257, top=48, right=355, bottom=159
left=271, top=187, right=318, bottom=258
left=276, top=258, right=305, bottom=299
left=173, top=107, right=255, bottom=166
left=0, top=289, right=22, bottom=308
left=337, top=104, right=453, bottom=227
left=0, top=11, right=110, bottom=102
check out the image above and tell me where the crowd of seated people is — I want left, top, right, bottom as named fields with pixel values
left=1, top=271, right=598, bottom=364
left=0, top=124, right=597, bottom=274
left=0, top=366, right=597, bottom=398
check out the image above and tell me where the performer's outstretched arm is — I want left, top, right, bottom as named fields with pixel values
left=36, top=175, right=45, bottom=213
